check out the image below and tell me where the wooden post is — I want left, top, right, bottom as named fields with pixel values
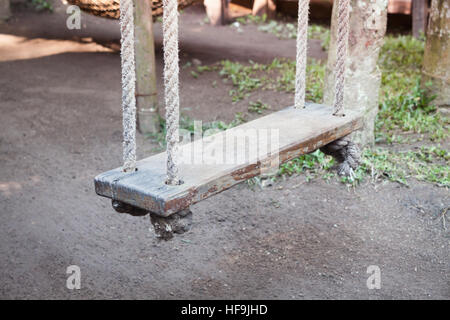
left=252, top=0, right=276, bottom=19
left=412, top=0, right=427, bottom=38
left=422, top=0, right=450, bottom=110
left=323, top=0, right=388, bottom=147
left=0, top=0, right=11, bottom=22
left=204, top=0, right=228, bottom=25
left=134, top=0, right=160, bottom=134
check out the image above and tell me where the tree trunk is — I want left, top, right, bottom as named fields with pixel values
left=412, top=0, right=428, bottom=38
left=252, top=0, right=276, bottom=19
left=422, top=0, right=450, bottom=110
left=134, top=0, right=160, bottom=134
left=204, top=0, right=228, bottom=25
left=323, top=0, right=388, bottom=147
left=0, top=0, right=11, bottom=22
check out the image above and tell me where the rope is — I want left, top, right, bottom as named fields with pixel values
left=294, top=0, right=309, bottom=109
left=333, top=0, right=350, bottom=116
left=320, top=135, right=360, bottom=179
left=323, top=1, right=360, bottom=176
left=150, top=208, right=193, bottom=240
left=163, top=0, right=182, bottom=185
left=321, top=2, right=360, bottom=178
left=120, top=0, right=137, bottom=172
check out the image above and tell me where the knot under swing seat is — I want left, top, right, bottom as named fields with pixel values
left=320, top=136, right=361, bottom=178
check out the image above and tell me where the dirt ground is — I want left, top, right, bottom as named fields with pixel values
left=0, top=3, right=449, bottom=299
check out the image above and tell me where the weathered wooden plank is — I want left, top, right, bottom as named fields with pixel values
left=95, top=103, right=363, bottom=216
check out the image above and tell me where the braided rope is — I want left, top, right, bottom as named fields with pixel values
left=294, top=0, right=309, bottom=109
left=163, top=0, right=181, bottom=185
left=120, top=0, right=137, bottom=172
left=321, top=2, right=360, bottom=177
left=333, top=0, right=350, bottom=116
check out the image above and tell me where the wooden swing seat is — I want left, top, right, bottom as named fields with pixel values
left=94, top=103, right=362, bottom=217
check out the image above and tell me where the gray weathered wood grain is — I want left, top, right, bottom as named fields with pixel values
left=95, top=103, right=363, bottom=216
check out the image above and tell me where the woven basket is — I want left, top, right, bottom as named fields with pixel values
left=67, top=0, right=200, bottom=20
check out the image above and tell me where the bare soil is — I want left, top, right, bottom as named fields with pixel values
left=0, top=3, right=448, bottom=299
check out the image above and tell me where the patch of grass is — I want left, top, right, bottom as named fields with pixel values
left=28, top=0, right=53, bottom=11
left=379, top=35, right=424, bottom=96
left=305, top=60, right=326, bottom=101
left=216, top=58, right=325, bottom=103
left=248, top=100, right=270, bottom=114
left=278, top=150, right=335, bottom=182
left=376, top=35, right=448, bottom=143
left=354, top=147, right=449, bottom=187
left=147, top=113, right=246, bottom=151
left=190, top=71, right=199, bottom=79
left=233, top=15, right=330, bottom=49
left=197, top=65, right=213, bottom=73
left=308, top=24, right=330, bottom=51
left=376, top=81, right=447, bottom=142
left=278, top=147, right=449, bottom=187
left=219, top=60, right=264, bottom=102
left=257, top=20, right=297, bottom=39
left=235, top=14, right=268, bottom=25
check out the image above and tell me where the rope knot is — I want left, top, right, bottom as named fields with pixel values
left=320, top=135, right=360, bottom=180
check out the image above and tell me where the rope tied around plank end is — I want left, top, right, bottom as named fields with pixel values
left=320, top=135, right=360, bottom=179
